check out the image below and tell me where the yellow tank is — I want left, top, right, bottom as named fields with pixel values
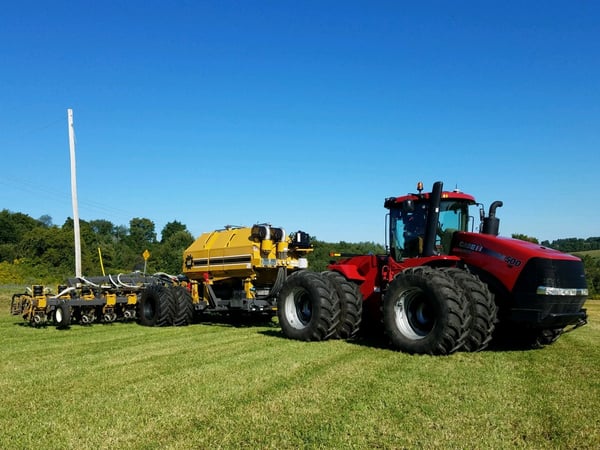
left=183, top=225, right=309, bottom=280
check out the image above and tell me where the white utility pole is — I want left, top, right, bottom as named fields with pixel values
left=68, top=108, right=82, bottom=278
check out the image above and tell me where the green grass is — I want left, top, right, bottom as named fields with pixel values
left=575, top=249, right=600, bottom=258
left=1, top=287, right=599, bottom=449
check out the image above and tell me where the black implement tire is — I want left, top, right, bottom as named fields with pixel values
left=442, top=268, right=497, bottom=352
left=54, top=302, right=71, bottom=329
left=277, top=271, right=340, bottom=341
left=172, top=286, right=194, bottom=326
left=322, top=271, right=362, bottom=339
left=383, top=266, right=470, bottom=355
left=138, top=284, right=175, bottom=327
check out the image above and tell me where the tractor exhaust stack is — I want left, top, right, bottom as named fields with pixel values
left=422, top=181, right=443, bottom=257
left=482, top=201, right=503, bottom=236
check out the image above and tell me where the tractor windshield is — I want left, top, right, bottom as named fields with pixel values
left=390, top=199, right=471, bottom=259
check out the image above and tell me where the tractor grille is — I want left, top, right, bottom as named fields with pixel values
left=514, top=258, right=587, bottom=292
left=511, top=258, right=588, bottom=327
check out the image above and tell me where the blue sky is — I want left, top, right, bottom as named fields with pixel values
left=1, top=1, right=598, bottom=244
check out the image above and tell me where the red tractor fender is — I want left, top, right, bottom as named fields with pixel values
left=329, top=263, right=366, bottom=282
left=329, top=254, right=462, bottom=284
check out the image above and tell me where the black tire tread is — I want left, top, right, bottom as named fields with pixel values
left=322, top=271, right=362, bottom=339
left=384, top=266, right=470, bottom=355
left=442, top=268, right=497, bottom=352
left=277, top=271, right=340, bottom=341
left=138, top=284, right=175, bottom=327
left=172, top=286, right=194, bottom=326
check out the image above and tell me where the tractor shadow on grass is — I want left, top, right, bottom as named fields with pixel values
left=194, top=313, right=279, bottom=329
left=257, top=326, right=396, bottom=351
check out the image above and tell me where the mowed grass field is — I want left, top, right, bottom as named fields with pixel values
left=575, top=249, right=600, bottom=258
left=1, top=288, right=598, bottom=449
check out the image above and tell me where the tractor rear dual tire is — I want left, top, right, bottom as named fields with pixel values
left=383, top=266, right=470, bottom=355
left=277, top=271, right=340, bottom=341
left=322, top=271, right=362, bottom=339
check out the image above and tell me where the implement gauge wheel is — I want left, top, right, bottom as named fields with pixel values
left=277, top=271, right=340, bottom=341
left=383, top=266, right=470, bottom=355
left=54, top=302, right=71, bottom=329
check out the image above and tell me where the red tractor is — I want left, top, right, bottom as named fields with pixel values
left=278, top=181, right=588, bottom=354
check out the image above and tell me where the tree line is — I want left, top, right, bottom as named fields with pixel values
left=0, top=208, right=598, bottom=296
left=0, top=209, right=383, bottom=284
left=0, top=209, right=194, bottom=283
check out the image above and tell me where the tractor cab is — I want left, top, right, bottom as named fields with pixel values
left=385, top=182, right=476, bottom=260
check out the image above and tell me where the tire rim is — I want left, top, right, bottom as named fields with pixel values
left=56, top=307, right=63, bottom=323
left=283, top=288, right=312, bottom=329
left=394, top=288, right=435, bottom=339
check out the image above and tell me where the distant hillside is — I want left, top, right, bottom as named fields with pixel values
left=541, top=237, right=600, bottom=253
left=573, top=249, right=600, bottom=258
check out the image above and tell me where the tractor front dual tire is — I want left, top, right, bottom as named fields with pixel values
left=277, top=271, right=340, bottom=341
left=383, top=266, right=470, bottom=355
left=442, top=268, right=497, bottom=352
left=138, top=284, right=175, bottom=327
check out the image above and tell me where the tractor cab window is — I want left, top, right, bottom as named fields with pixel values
left=437, top=200, right=471, bottom=254
left=390, top=199, right=471, bottom=259
left=390, top=203, right=428, bottom=259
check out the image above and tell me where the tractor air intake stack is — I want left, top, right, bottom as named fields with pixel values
left=422, top=181, right=443, bottom=256
left=482, top=201, right=503, bottom=236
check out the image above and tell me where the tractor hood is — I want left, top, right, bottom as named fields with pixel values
left=451, top=232, right=582, bottom=292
